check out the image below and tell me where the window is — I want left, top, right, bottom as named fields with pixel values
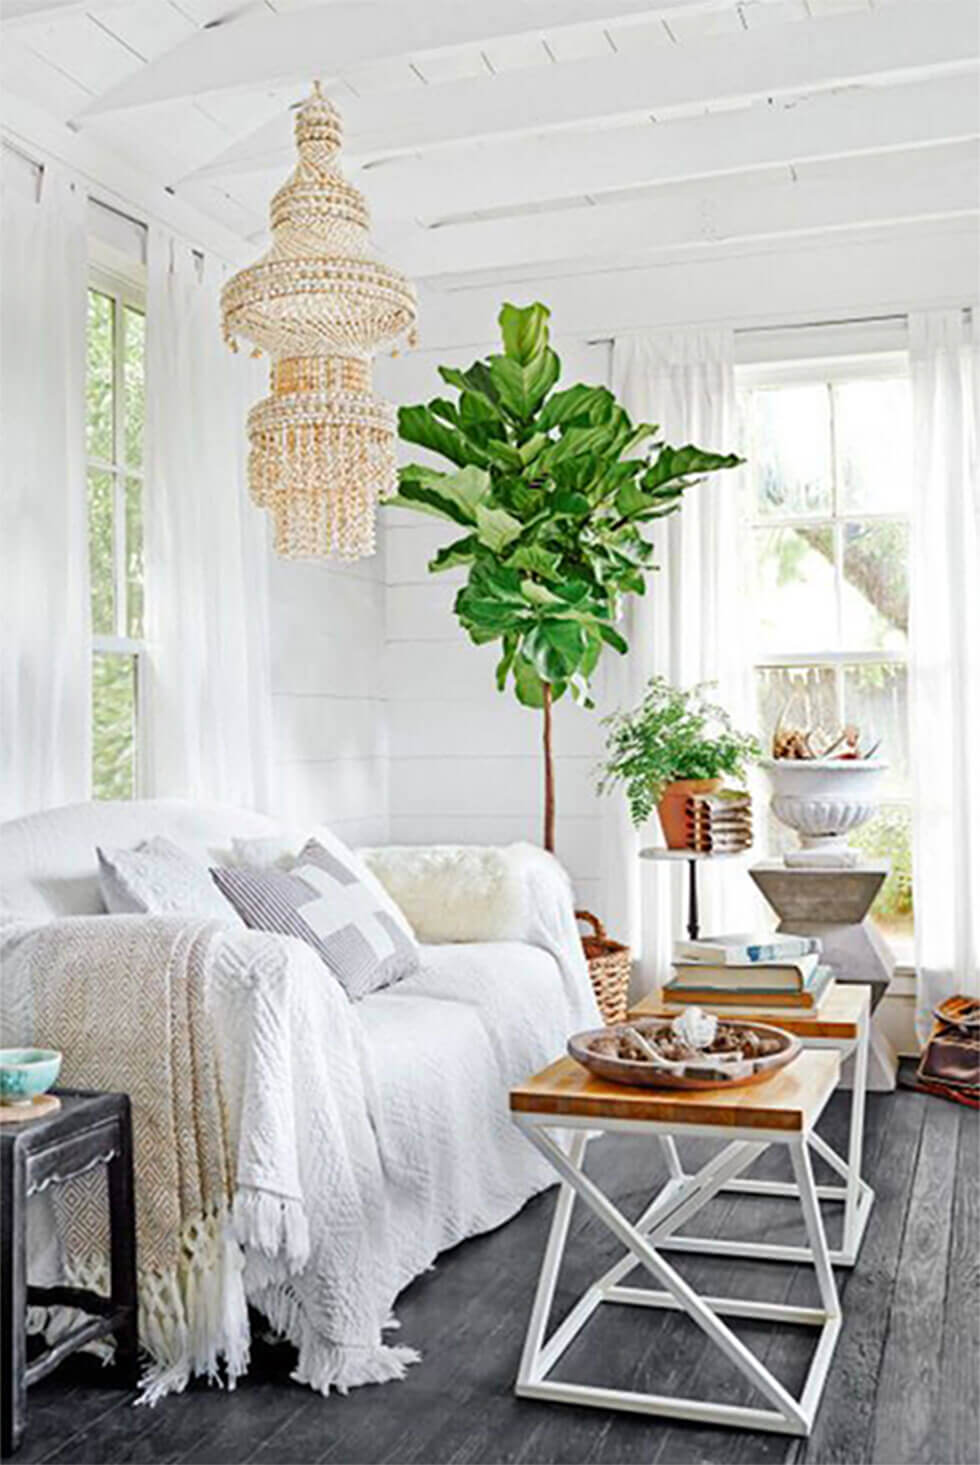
left=743, top=361, right=913, bottom=953
left=86, top=274, right=145, bottom=799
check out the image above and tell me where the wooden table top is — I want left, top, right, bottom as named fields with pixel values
left=631, top=978, right=869, bottom=1040
left=510, top=1048, right=839, bottom=1133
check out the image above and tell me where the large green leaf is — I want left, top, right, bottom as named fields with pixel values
left=394, top=465, right=490, bottom=526
left=498, top=302, right=551, bottom=365
left=513, top=655, right=546, bottom=708
left=520, top=578, right=563, bottom=608
left=489, top=349, right=560, bottom=420
left=643, top=444, right=743, bottom=491
left=541, top=422, right=621, bottom=468
left=429, top=534, right=478, bottom=572
left=536, top=383, right=613, bottom=433
left=509, top=544, right=562, bottom=579
left=475, top=503, right=523, bottom=553
left=496, top=635, right=518, bottom=691
left=398, top=404, right=487, bottom=468
left=524, top=619, right=588, bottom=682
left=438, top=361, right=501, bottom=411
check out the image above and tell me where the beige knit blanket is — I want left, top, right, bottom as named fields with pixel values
left=1, top=914, right=415, bottom=1401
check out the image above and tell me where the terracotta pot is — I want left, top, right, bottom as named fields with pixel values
left=656, top=777, right=723, bottom=849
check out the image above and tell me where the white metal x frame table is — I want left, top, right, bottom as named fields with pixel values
left=638, top=980, right=874, bottom=1267
left=510, top=1049, right=843, bottom=1436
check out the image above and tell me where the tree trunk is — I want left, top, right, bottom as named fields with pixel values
left=542, top=683, right=555, bottom=854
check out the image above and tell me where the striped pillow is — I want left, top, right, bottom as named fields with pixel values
left=212, top=836, right=419, bottom=1000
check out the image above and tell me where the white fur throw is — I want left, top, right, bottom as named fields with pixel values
left=359, top=843, right=559, bottom=945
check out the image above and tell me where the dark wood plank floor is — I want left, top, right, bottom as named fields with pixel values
left=12, top=1075, right=978, bottom=1465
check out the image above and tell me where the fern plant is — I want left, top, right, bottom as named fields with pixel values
left=598, top=677, right=761, bottom=828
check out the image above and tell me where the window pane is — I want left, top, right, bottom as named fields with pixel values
left=92, top=652, right=136, bottom=800
left=751, top=385, right=832, bottom=518
left=842, top=662, right=908, bottom=793
left=123, top=306, right=145, bottom=471
left=756, top=665, right=838, bottom=758
left=850, top=804, right=914, bottom=950
left=754, top=524, right=836, bottom=654
left=834, top=378, right=912, bottom=514
left=87, top=469, right=115, bottom=635
left=125, top=475, right=143, bottom=638
left=841, top=520, right=909, bottom=653
left=86, top=290, right=114, bottom=462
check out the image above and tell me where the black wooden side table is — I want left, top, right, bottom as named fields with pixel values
left=1, top=1090, right=138, bottom=1457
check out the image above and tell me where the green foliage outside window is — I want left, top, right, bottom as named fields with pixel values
left=86, top=285, right=145, bottom=800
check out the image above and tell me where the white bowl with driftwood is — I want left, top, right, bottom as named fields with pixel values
left=761, top=756, right=888, bottom=867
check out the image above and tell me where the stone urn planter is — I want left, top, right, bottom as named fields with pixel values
left=657, top=777, right=723, bottom=849
left=760, top=757, right=888, bottom=866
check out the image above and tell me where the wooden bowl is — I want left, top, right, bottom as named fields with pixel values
left=567, top=1016, right=801, bottom=1091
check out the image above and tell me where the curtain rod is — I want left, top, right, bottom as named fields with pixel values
left=586, top=312, right=910, bottom=346
left=0, top=135, right=238, bottom=266
left=587, top=308, right=973, bottom=347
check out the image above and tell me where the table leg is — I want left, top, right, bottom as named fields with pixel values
left=520, top=1123, right=809, bottom=1432
left=517, top=1131, right=588, bottom=1389
left=107, top=1101, right=139, bottom=1388
left=687, top=858, right=700, bottom=941
left=1, top=1145, right=27, bottom=1456
left=842, top=1002, right=870, bottom=1261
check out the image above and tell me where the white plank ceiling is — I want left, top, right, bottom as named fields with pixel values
left=2, top=0, right=977, bottom=292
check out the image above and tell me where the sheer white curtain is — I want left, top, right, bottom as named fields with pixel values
left=908, top=310, right=980, bottom=1036
left=598, top=330, right=755, bottom=993
left=143, top=229, right=274, bottom=810
left=0, top=159, right=89, bottom=818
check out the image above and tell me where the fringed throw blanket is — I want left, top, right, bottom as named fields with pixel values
left=1, top=915, right=417, bottom=1399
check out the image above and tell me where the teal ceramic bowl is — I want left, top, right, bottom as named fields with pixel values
left=0, top=1049, right=62, bottom=1105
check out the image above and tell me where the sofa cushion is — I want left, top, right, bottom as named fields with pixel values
left=97, top=835, right=242, bottom=922
left=212, top=836, right=419, bottom=1000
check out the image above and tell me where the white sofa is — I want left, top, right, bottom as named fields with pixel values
left=0, top=799, right=599, bottom=1397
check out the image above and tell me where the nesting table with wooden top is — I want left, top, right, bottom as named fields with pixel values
left=634, top=979, right=873, bottom=1267
left=510, top=1048, right=843, bottom=1436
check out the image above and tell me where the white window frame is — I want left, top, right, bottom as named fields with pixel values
left=87, top=263, right=146, bottom=794
left=737, top=351, right=914, bottom=957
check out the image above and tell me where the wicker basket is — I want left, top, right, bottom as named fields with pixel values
left=575, top=910, right=631, bottom=1026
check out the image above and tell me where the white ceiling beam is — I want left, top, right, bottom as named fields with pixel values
left=383, top=149, right=978, bottom=279
left=345, top=1, right=980, bottom=160
left=2, top=0, right=132, bottom=23
left=410, top=220, right=978, bottom=352
left=165, top=0, right=979, bottom=191
left=74, top=0, right=739, bottom=117
left=179, top=72, right=978, bottom=204
left=0, top=89, right=250, bottom=263
left=349, top=76, right=980, bottom=222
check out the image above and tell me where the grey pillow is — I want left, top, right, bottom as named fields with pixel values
left=97, top=835, right=242, bottom=922
left=211, top=836, right=419, bottom=1000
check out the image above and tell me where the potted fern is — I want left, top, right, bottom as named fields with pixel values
left=391, top=303, right=744, bottom=853
left=598, top=677, right=761, bottom=846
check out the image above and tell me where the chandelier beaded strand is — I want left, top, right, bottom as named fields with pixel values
left=221, top=83, right=417, bottom=559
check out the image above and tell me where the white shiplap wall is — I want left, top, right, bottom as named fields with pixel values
left=377, top=336, right=611, bottom=912
left=267, top=550, right=388, bottom=847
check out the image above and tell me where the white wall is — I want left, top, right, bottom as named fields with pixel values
left=267, top=550, right=388, bottom=847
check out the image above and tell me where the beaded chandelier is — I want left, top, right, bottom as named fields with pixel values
left=221, top=84, right=417, bottom=559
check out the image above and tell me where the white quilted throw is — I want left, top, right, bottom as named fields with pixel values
left=0, top=845, right=598, bottom=1402
left=1, top=915, right=416, bottom=1400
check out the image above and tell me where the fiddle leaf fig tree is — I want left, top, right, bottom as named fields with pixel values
left=390, top=302, right=743, bottom=853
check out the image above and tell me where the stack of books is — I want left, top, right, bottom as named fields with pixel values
left=685, top=789, right=752, bottom=853
left=663, top=932, right=832, bottom=1013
